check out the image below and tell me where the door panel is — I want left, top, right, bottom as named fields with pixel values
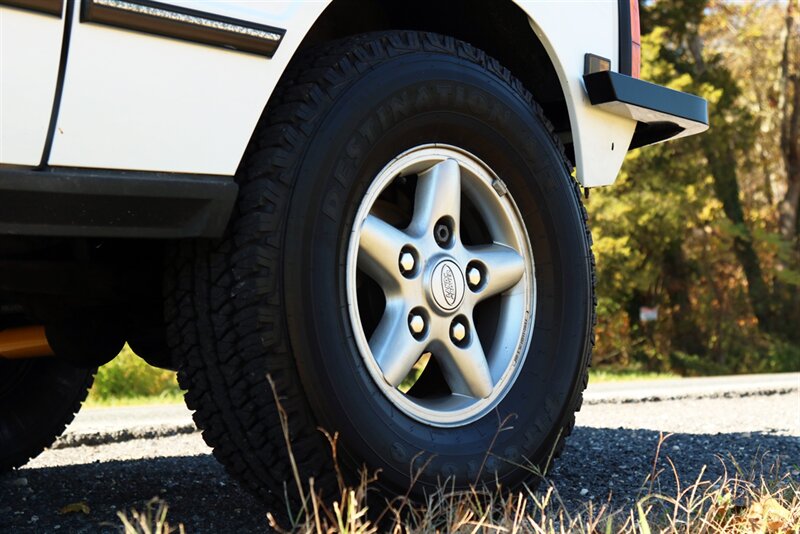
left=48, top=0, right=327, bottom=175
left=0, top=2, right=65, bottom=165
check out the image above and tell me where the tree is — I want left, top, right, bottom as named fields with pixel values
left=778, top=0, right=800, bottom=247
left=588, top=0, right=800, bottom=374
left=643, top=0, right=799, bottom=341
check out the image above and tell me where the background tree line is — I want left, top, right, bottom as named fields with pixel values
left=589, top=0, right=800, bottom=374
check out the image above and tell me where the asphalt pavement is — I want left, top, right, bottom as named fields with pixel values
left=1, top=373, right=798, bottom=532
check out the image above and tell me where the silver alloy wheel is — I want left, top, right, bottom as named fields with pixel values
left=346, top=145, right=535, bottom=427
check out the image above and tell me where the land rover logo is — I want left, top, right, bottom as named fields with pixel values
left=430, top=259, right=465, bottom=311
left=441, top=265, right=456, bottom=305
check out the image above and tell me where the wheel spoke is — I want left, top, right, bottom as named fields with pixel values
left=409, top=159, right=461, bottom=236
left=468, top=244, right=525, bottom=301
left=436, top=332, right=493, bottom=399
left=369, top=302, right=426, bottom=387
left=358, top=214, right=409, bottom=291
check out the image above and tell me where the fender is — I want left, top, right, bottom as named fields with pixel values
left=516, top=1, right=637, bottom=187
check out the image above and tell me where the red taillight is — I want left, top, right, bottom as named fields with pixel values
left=630, top=0, right=641, bottom=78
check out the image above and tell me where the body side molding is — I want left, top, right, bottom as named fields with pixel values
left=80, top=0, right=286, bottom=57
left=0, top=0, right=62, bottom=16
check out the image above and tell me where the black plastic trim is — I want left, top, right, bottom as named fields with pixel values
left=583, top=70, right=709, bottom=149
left=0, top=167, right=237, bottom=238
left=80, top=0, right=285, bottom=57
left=39, top=0, right=73, bottom=168
left=584, top=53, right=611, bottom=75
left=0, top=0, right=62, bottom=16
left=618, top=0, right=632, bottom=76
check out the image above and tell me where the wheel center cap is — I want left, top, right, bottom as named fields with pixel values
left=430, top=259, right=465, bottom=311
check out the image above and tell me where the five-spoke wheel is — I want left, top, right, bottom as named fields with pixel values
left=347, top=146, right=535, bottom=426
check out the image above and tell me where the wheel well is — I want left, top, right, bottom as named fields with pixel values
left=0, top=236, right=172, bottom=369
left=299, top=0, right=573, bottom=164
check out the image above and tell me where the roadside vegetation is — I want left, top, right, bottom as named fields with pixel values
left=262, top=439, right=800, bottom=534
left=587, top=368, right=678, bottom=383
left=120, top=455, right=800, bottom=533
left=88, top=347, right=679, bottom=406
left=118, top=381, right=800, bottom=533
left=588, top=0, right=800, bottom=376
left=87, top=345, right=181, bottom=407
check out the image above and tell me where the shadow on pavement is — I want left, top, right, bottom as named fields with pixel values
left=1, top=427, right=798, bottom=533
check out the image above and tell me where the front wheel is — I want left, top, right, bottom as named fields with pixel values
left=168, top=31, right=595, bottom=501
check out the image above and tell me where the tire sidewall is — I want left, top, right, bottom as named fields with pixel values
left=283, top=50, right=592, bottom=492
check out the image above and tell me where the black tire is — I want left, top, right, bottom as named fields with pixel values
left=167, top=31, right=595, bottom=501
left=0, top=359, right=95, bottom=472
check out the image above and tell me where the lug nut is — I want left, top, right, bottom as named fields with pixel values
left=409, top=314, right=425, bottom=335
left=399, top=252, right=415, bottom=274
left=451, top=321, right=467, bottom=343
left=434, top=220, right=452, bottom=247
left=467, top=266, right=482, bottom=288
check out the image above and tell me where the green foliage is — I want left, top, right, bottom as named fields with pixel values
left=759, top=337, right=800, bottom=374
left=589, top=368, right=678, bottom=383
left=589, top=0, right=800, bottom=376
left=89, top=345, right=182, bottom=403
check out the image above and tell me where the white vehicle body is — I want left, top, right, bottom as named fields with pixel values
left=2, top=0, right=686, bottom=187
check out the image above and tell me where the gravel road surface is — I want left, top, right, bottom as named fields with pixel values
left=2, top=374, right=798, bottom=532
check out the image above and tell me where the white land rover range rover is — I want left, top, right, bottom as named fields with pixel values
left=0, top=0, right=707, bottom=499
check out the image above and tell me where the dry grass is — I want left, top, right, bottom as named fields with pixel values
left=265, top=435, right=799, bottom=534
left=119, top=497, right=185, bottom=534
left=119, top=378, right=800, bottom=533
left=263, top=377, right=799, bottom=534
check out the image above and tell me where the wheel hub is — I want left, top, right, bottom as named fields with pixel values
left=428, top=259, right=465, bottom=313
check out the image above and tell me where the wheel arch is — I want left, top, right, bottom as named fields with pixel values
left=286, top=0, right=637, bottom=187
left=295, top=0, right=573, bottom=165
